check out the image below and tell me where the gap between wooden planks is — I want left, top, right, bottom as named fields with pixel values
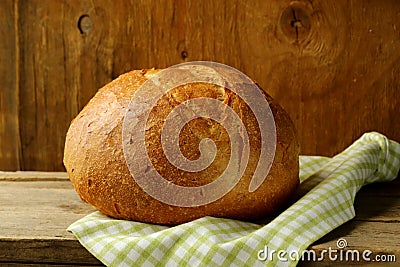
left=0, top=171, right=398, bottom=266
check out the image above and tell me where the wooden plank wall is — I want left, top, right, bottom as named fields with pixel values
left=0, top=0, right=20, bottom=170
left=0, top=0, right=399, bottom=171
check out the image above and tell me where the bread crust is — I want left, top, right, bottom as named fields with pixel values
left=64, top=69, right=299, bottom=225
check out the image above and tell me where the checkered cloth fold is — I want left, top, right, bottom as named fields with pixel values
left=68, top=132, right=400, bottom=266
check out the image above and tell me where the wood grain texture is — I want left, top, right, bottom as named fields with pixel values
left=235, top=0, right=400, bottom=156
left=0, top=172, right=398, bottom=265
left=0, top=171, right=68, bottom=181
left=0, top=0, right=20, bottom=170
left=18, top=1, right=80, bottom=171
left=0, top=172, right=100, bottom=265
left=0, top=0, right=399, bottom=170
left=300, top=179, right=400, bottom=265
left=300, top=221, right=400, bottom=266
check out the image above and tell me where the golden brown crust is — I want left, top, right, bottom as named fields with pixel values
left=63, top=69, right=299, bottom=225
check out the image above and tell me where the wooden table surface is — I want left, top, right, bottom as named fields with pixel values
left=0, top=171, right=398, bottom=266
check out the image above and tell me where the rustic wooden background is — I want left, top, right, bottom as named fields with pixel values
left=0, top=0, right=399, bottom=171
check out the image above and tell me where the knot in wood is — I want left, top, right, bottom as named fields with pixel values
left=280, top=4, right=311, bottom=44
left=78, top=14, right=92, bottom=34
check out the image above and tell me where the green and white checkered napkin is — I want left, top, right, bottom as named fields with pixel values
left=68, top=132, right=400, bottom=266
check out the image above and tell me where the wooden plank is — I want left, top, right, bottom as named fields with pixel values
left=0, top=171, right=68, bottom=181
left=0, top=174, right=100, bottom=265
left=17, top=1, right=75, bottom=171
left=354, top=178, right=400, bottom=222
left=234, top=0, right=400, bottom=156
left=0, top=239, right=102, bottom=266
left=0, top=172, right=399, bottom=265
left=300, top=221, right=399, bottom=266
left=0, top=180, right=94, bottom=239
left=0, top=0, right=20, bottom=170
left=17, top=0, right=123, bottom=170
left=8, top=0, right=400, bottom=171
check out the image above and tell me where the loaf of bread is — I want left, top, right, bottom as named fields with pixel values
left=64, top=68, right=299, bottom=225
